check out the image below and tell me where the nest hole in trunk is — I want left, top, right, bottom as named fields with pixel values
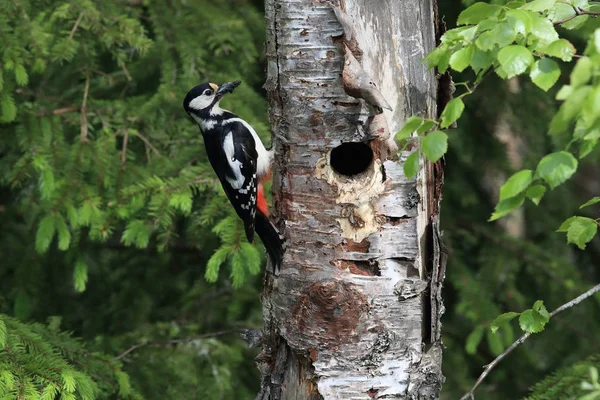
left=329, top=141, right=373, bottom=177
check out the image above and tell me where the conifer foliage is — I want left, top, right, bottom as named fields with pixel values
left=0, top=315, right=136, bottom=399
left=1, top=0, right=268, bottom=398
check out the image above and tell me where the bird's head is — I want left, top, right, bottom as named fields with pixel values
left=183, top=81, right=241, bottom=118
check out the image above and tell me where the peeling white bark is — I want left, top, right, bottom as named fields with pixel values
left=258, top=1, right=444, bottom=399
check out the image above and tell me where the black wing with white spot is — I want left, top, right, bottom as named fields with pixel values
left=209, top=122, right=259, bottom=242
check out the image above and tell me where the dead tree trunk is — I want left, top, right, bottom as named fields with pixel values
left=258, top=1, right=444, bottom=398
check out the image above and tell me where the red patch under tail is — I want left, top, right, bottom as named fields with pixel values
left=257, top=181, right=269, bottom=216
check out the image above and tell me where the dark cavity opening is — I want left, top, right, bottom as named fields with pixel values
left=330, top=142, right=373, bottom=177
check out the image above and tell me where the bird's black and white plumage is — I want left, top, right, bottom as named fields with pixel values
left=183, top=81, right=284, bottom=271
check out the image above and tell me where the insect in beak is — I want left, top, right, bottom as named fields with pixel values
left=216, top=81, right=242, bottom=98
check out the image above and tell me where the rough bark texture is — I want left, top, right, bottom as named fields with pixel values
left=258, top=1, right=444, bottom=399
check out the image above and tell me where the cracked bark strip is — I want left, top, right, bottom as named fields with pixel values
left=259, top=0, right=443, bottom=399
left=328, top=1, right=397, bottom=157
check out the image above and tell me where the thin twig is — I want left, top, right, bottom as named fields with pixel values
left=15, top=88, right=71, bottom=105
left=33, top=106, right=79, bottom=117
left=56, top=12, right=85, bottom=62
left=114, top=330, right=242, bottom=361
left=53, top=106, right=79, bottom=116
left=67, top=12, right=84, bottom=42
left=459, top=283, right=600, bottom=400
left=553, top=6, right=600, bottom=25
left=80, top=71, right=90, bottom=142
left=134, top=132, right=161, bottom=157
left=121, top=133, right=129, bottom=164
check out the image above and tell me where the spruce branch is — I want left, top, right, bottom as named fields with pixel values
left=460, top=283, right=600, bottom=400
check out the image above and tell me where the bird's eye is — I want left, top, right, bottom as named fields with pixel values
left=204, top=89, right=213, bottom=96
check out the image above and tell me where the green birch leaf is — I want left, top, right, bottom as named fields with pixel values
left=497, top=45, right=534, bottom=78
left=403, top=151, right=420, bottom=178
left=580, top=197, right=600, bottom=209
left=471, top=48, right=495, bottom=73
left=533, top=300, right=550, bottom=320
left=396, top=116, right=424, bottom=140
left=556, top=85, right=573, bottom=100
left=526, top=184, right=546, bottom=205
left=489, top=192, right=527, bottom=221
left=519, top=308, right=548, bottom=333
left=424, top=45, right=448, bottom=69
left=595, top=27, right=600, bottom=53
left=550, top=86, right=592, bottom=134
left=457, top=3, right=502, bottom=25
left=521, top=0, right=556, bottom=12
left=580, top=139, right=597, bottom=159
left=535, top=151, right=578, bottom=189
left=529, top=15, right=559, bottom=46
left=506, top=9, right=533, bottom=35
left=437, top=50, right=452, bottom=74
left=490, top=312, right=520, bottom=334
left=450, top=45, right=474, bottom=72
left=566, top=217, right=598, bottom=250
left=582, top=86, right=600, bottom=127
left=440, top=98, right=465, bottom=128
left=584, top=122, right=600, bottom=140
left=557, top=216, right=577, bottom=232
left=530, top=58, right=560, bottom=91
left=416, top=120, right=437, bottom=134
left=560, top=14, right=588, bottom=30
left=421, top=130, right=448, bottom=162
left=499, top=169, right=533, bottom=200
left=493, top=22, right=518, bottom=48
left=475, top=31, right=497, bottom=52
left=542, top=39, right=576, bottom=61
left=570, top=56, right=593, bottom=87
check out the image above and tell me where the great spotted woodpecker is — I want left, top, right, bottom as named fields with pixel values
left=183, top=81, right=284, bottom=271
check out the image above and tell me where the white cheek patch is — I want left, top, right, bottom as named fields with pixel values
left=189, top=94, right=214, bottom=111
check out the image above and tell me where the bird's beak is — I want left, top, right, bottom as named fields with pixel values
left=216, top=81, right=242, bottom=98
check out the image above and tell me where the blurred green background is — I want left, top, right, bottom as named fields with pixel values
left=0, top=0, right=599, bottom=399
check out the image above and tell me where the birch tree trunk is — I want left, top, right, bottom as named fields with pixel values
left=258, top=0, right=445, bottom=398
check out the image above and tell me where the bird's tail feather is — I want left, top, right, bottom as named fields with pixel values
left=255, top=211, right=285, bottom=272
